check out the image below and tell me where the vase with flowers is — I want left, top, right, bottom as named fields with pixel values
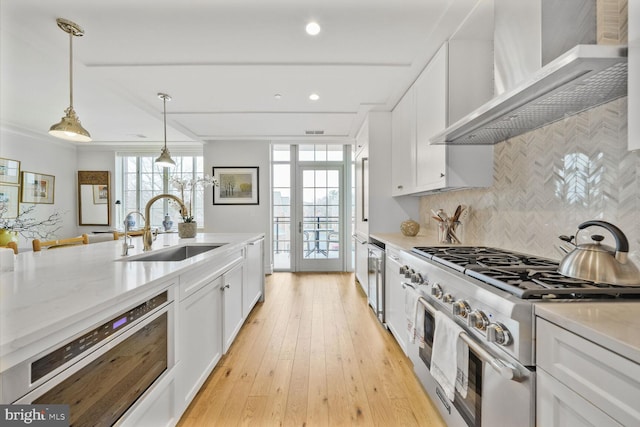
left=0, top=205, right=64, bottom=246
left=170, top=174, right=218, bottom=238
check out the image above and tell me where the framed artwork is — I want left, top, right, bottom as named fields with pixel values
left=21, top=171, right=55, bottom=204
left=0, top=157, right=20, bottom=185
left=0, top=184, right=20, bottom=218
left=93, top=184, right=109, bottom=204
left=213, top=167, right=259, bottom=205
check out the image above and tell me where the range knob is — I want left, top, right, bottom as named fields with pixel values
left=442, top=293, right=454, bottom=304
left=452, top=300, right=471, bottom=318
left=411, top=273, right=425, bottom=285
left=468, top=310, right=489, bottom=331
left=404, top=268, right=415, bottom=279
left=486, top=322, right=512, bottom=346
left=399, top=265, right=409, bottom=275
left=431, top=283, right=443, bottom=299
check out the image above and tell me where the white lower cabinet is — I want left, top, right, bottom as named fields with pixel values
left=354, top=233, right=368, bottom=295
left=172, top=237, right=264, bottom=424
left=178, top=276, right=223, bottom=411
left=537, top=368, right=621, bottom=427
left=384, top=246, right=406, bottom=354
left=243, top=238, right=264, bottom=318
left=536, top=318, right=640, bottom=426
left=223, top=261, right=244, bottom=352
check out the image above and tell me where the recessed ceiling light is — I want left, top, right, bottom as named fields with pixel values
left=274, top=94, right=282, bottom=100
left=309, top=93, right=320, bottom=101
left=306, top=21, right=321, bottom=36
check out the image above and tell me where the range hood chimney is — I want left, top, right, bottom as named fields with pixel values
left=431, top=0, right=627, bottom=146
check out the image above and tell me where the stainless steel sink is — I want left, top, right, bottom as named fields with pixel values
left=124, top=244, right=224, bottom=261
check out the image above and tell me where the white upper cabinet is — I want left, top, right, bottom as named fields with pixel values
left=391, top=39, right=494, bottom=195
left=415, top=44, right=448, bottom=190
left=391, top=87, right=416, bottom=196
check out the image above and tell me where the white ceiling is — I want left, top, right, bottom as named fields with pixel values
left=0, top=0, right=482, bottom=147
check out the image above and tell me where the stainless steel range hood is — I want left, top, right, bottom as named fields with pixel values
left=430, top=44, right=627, bottom=145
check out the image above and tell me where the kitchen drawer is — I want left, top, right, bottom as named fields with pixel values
left=386, top=245, right=401, bottom=261
left=537, top=368, right=621, bottom=427
left=536, top=318, right=640, bottom=426
left=179, top=250, right=243, bottom=300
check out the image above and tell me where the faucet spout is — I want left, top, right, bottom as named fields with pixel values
left=143, top=194, right=187, bottom=251
left=122, top=210, right=146, bottom=256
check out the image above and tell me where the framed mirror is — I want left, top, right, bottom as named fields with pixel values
left=78, top=171, right=111, bottom=226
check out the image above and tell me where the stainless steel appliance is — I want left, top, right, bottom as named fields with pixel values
left=2, top=288, right=174, bottom=426
left=367, top=240, right=385, bottom=324
left=558, top=220, right=640, bottom=285
left=401, top=246, right=640, bottom=427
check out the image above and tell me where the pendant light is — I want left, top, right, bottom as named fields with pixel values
left=155, top=93, right=176, bottom=168
left=49, top=18, right=91, bottom=142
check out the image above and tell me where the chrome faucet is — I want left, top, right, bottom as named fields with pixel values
left=143, top=194, right=187, bottom=251
left=122, top=210, right=145, bottom=256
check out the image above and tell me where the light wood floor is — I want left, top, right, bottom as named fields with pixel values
left=177, top=272, right=446, bottom=427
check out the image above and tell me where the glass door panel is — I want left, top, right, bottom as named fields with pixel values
left=297, top=166, right=343, bottom=271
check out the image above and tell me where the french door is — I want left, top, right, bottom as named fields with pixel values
left=295, top=165, right=344, bottom=271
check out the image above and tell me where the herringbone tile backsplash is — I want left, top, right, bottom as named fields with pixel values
left=419, top=98, right=640, bottom=265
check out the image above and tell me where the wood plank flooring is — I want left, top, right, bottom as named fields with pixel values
left=177, top=272, right=446, bottom=427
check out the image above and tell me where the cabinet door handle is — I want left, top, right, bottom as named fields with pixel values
left=221, top=284, right=230, bottom=291
left=440, top=173, right=445, bottom=178
left=397, top=185, right=403, bottom=189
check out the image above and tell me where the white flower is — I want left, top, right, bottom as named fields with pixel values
left=170, top=175, right=219, bottom=222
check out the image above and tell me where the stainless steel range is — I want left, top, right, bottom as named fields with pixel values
left=401, top=246, right=640, bottom=427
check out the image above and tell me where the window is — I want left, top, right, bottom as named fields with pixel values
left=272, top=145, right=292, bottom=269
left=298, top=144, right=344, bottom=162
left=117, top=155, right=204, bottom=229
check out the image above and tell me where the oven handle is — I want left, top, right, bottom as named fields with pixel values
left=417, top=296, right=522, bottom=382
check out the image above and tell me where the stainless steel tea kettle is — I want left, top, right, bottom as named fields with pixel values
left=558, top=220, right=640, bottom=286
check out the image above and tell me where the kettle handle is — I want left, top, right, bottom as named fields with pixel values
left=577, top=220, right=629, bottom=253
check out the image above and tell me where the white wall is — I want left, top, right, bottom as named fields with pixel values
left=0, top=128, right=78, bottom=249
left=203, top=140, right=272, bottom=271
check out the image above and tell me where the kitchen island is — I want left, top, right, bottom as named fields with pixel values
left=0, top=232, right=264, bottom=426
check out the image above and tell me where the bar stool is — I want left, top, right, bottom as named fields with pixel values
left=32, top=234, right=89, bottom=251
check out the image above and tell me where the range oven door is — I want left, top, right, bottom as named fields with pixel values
left=9, top=295, right=173, bottom=427
left=416, top=302, right=534, bottom=427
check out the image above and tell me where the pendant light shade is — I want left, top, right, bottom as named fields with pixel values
left=155, top=93, right=176, bottom=168
left=49, top=18, right=91, bottom=142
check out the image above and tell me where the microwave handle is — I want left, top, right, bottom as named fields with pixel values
left=417, top=297, right=521, bottom=382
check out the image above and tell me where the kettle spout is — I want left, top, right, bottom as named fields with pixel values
left=558, top=235, right=575, bottom=245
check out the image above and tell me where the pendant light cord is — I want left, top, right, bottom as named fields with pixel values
left=163, top=96, right=168, bottom=149
left=68, top=31, right=74, bottom=109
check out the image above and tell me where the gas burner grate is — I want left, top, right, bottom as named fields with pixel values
left=466, top=267, right=640, bottom=299
left=412, top=246, right=558, bottom=270
left=412, top=245, right=640, bottom=299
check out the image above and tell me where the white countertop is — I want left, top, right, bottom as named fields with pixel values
left=0, top=232, right=262, bottom=370
left=370, top=232, right=440, bottom=251
left=535, top=302, right=640, bottom=365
